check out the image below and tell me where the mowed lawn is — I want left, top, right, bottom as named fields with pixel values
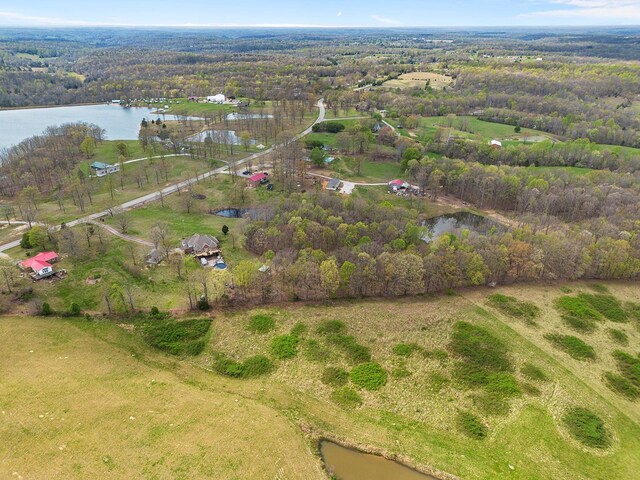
left=0, top=316, right=325, bottom=479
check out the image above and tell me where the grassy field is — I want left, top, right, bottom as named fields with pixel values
left=381, top=72, right=453, bottom=90
left=2, top=281, right=639, bottom=479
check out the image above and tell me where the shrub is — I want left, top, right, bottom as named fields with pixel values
left=290, top=322, right=307, bottom=337
left=392, top=343, right=420, bottom=356
left=577, top=293, right=627, bottom=323
left=545, top=333, right=596, bottom=361
left=521, top=363, right=549, bottom=382
left=450, top=322, right=512, bottom=373
left=560, top=313, right=597, bottom=334
left=213, top=355, right=245, bottom=377
left=242, top=355, right=274, bottom=377
left=555, top=296, right=601, bottom=323
left=456, top=411, right=487, bottom=440
left=41, top=302, right=52, bottom=316
left=304, top=339, right=330, bottom=362
left=604, top=372, right=640, bottom=399
left=196, top=298, right=210, bottom=310
left=68, top=302, right=81, bottom=316
left=20, top=233, right=32, bottom=249
left=608, top=328, right=628, bottom=346
left=330, top=387, right=362, bottom=409
left=422, top=349, right=449, bottom=361
left=327, top=334, right=371, bottom=363
left=144, top=318, right=211, bottom=356
left=150, top=306, right=160, bottom=316
left=612, top=350, right=640, bottom=388
left=485, top=372, right=521, bottom=398
left=271, top=334, right=299, bottom=359
left=488, top=294, right=539, bottom=325
left=392, top=365, right=411, bottom=379
left=321, top=367, right=349, bottom=387
left=316, top=319, right=346, bottom=335
left=247, top=314, right=275, bottom=334
left=472, top=393, right=510, bottom=416
left=427, top=372, right=449, bottom=393
left=521, top=382, right=541, bottom=396
left=563, top=407, right=610, bottom=448
left=350, top=362, right=388, bottom=391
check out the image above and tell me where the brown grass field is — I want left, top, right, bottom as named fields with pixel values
left=381, top=72, right=453, bottom=90
left=2, top=281, right=640, bottom=479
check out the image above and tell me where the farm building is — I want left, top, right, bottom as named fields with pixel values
left=90, top=162, right=120, bottom=177
left=19, top=251, right=59, bottom=279
left=247, top=173, right=268, bottom=187
left=489, top=139, right=503, bottom=149
left=206, top=94, right=226, bottom=104
left=180, top=234, right=221, bottom=258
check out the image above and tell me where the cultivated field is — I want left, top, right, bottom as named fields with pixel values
left=2, top=281, right=639, bottom=479
left=382, top=72, right=453, bottom=90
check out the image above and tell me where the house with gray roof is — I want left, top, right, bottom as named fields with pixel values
left=180, top=234, right=221, bottom=257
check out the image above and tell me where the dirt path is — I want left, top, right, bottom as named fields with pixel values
left=82, top=220, right=154, bottom=247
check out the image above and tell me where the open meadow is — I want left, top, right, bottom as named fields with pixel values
left=2, top=281, right=640, bottom=479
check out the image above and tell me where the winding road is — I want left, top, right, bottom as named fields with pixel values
left=0, top=99, right=326, bottom=253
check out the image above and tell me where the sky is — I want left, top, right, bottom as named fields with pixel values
left=0, top=0, right=639, bottom=27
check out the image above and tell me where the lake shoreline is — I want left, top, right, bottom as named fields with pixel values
left=0, top=102, right=105, bottom=112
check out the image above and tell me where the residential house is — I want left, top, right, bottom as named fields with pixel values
left=19, top=251, right=59, bottom=279
left=388, top=179, right=410, bottom=192
left=180, top=234, right=221, bottom=258
left=326, top=178, right=342, bottom=191
left=145, top=248, right=165, bottom=266
left=489, top=139, right=502, bottom=149
left=247, top=172, right=268, bottom=187
left=90, top=162, right=120, bottom=177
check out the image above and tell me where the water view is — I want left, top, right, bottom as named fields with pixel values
left=187, top=129, right=255, bottom=145
left=421, top=212, right=502, bottom=242
left=320, top=441, right=438, bottom=480
left=0, top=104, right=194, bottom=150
left=225, top=112, right=273, bottom=120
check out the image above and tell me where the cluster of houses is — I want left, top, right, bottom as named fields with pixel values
left=187, top=94, right=250, bottom=108
left=19, top=251, right=65, bottom=280
left=90, top=162, right=120, bottom=177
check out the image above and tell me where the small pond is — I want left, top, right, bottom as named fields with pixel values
left=225, top=112, right=274, bottom=120
left=215, top=208, right=251, bottom=218
left=421, top=212, right=502, bottom=243
left=320, top=440, right=438, bottom=480
left=187, top=129, right=255, bottom=145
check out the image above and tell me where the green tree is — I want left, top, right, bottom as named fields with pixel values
left=320, top=257, right=340, bottom=298
left=80, top=136, right=96, bottom=158
left=115, top=141, right=130, bottom=158
left=309, top=147, right=326, bottom=168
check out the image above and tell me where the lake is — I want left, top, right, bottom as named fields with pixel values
left=422, top=212, right=502, bottom=242
left=320, top=440, right=438, bottom=480
left=0, top=104, right=186, bottom=150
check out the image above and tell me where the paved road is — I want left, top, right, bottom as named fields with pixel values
left=0, top=99, right=325, bottom=253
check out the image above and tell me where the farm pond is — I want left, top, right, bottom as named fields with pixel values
left=320, top=440, right=439, bottom=480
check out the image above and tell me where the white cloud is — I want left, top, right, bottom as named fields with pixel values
left=337, top=11, right=342, bottom=17
left=524, top=0, right=640, bottom=19
left=0, top=11, right=107, bottom=26
left=371, top=14, right=401, bottom=25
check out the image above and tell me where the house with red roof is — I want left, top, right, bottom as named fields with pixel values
left=19, top=251, right=59, bottom=279
left=247, top=172, right=268, bottom=187
left=388, top=179, right=410, bottom=192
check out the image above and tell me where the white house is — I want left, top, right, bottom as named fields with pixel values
left=489, top=139, right=503, bottom=149
left=207, top=94, right=226, bottom=104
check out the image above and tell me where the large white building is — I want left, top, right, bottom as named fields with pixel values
left=206, top=94, right=226, bottom=104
